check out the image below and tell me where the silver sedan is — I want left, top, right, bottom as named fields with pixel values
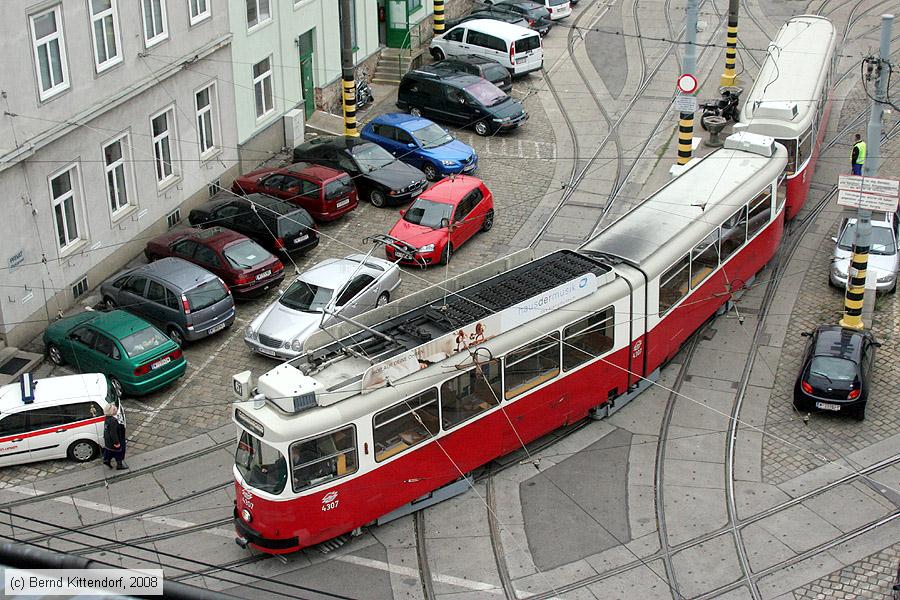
left=245, top=254, right=401, bottom=359
left=829, top=216, right=898, bottom=293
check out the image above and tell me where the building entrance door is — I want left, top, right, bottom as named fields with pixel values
left=386, top=0, right=409, bottom=48
left=298, top=30, right=315, bottom=118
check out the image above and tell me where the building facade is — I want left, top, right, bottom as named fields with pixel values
left=0, top=0, right=239, bottom=348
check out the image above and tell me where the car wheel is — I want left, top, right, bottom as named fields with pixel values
left=109, top=376, right=124, bottom=399
left=370, top=188, right=388, bottom=208
left=481, top=209, right=494, bottom=232
left=167, top=326, right=186, bottom=347
left=854, top=405, right=866, bottom=421
left=103, top=296, right=117, bottom=311
left=67, top=440, right=99, bottom=463
left=474, top=121, right=490, bottom=136
left=431, top=47, right=445, bottom=61
left=423, top=163, right=440, bottom=181
left=47, top=343, right=65, bottom=366
left=441, top=244, right=453, bottom=265
left=377, top=292, right=390, bottom=307
left=410, top=107, right=423, bottom=117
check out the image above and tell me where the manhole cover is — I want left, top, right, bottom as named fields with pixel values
left=0, top=357, right=30, bottom=375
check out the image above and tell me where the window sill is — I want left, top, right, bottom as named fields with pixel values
left=247, top=18, right=274, bottom=36
left=199, top=147, right=223, bottom=163
left=157, top=175, right=182, bottom=196
left=255, top=109, right=276, bottom=125
left=144, top=34, right=169, bottom=49
left=293, top=0, right=315, bottom=10
left=38, top=82, right=71, bottom=104
left=95, top=56, right=123, bottom=75
left=189, top=13, right=212, bottom=27
left=111, top=204, right=138, bottom=224
left=58, top=239, right=89, bottom=260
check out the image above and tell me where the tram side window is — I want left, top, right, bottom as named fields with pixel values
left=290, top=425, right=358, bottom=493
left=690, top=230, right=720, bottom=290
left=720, top=206, right=748, bottom=262
left=440, top=360, right=501, bottom=429
left=747, top=189, right=772, bottom=238
left=797, top=129, right=813, bottom=168
left=504, top=333, right=561, bottom=400
left=778, top=138, right=798, bottom=174
left=373, top=389, right=440, bottom=462
left=562, top=307, right=615, bottom=371
left=658, top=255, right=690, bottom=314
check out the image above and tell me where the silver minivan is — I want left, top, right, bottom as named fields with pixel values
left=430, top=19, right=544, bottom=76
left=100, top=257, right=236, bottom=345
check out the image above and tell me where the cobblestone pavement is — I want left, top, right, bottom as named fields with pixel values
left=791, top=543, right=900, bottom=599
left=0, top=77, right=557, bottom=486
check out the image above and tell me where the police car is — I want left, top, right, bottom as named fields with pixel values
left=0, top=373, right=122, bottom=467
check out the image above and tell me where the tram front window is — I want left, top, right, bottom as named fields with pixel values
left=777, top=138, right=798, bottom=174
left=235, top=431, right=287, bottom=494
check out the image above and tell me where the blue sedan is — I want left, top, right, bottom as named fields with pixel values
left=361, top=113, right=478, bottom=181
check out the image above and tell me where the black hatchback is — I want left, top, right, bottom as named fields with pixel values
left=423, top=56, right=513, bottom=93
left=793, top=325, right=879, bottom=420
left=188, top=194, right=318, bottom=255
left=292, top=137, right=427, bottom=208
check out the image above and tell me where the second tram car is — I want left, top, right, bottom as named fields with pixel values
left=737, top=15, right=836, bottom=220
left=231, top=133, right=788, bottom=554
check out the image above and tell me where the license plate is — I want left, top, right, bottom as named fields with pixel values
left=151, top=357, right=171, bottom=370
left=257, top=346, right=277, bottom=357
left=815, top=401, right=841, bottom=411
left=337, top=199, right=350, bottom=208
left=293, top=234, right=308, bottom=243
left=255, top=270, right=271, bottom=281
left=208, top=322, right=227, bottom=335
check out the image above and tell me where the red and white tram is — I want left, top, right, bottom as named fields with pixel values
left=231, top=133, right=788, bottom=554
left=737, top=15, right=836, bottom=220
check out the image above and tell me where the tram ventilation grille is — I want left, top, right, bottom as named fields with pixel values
left=316, top=534, right=351, bottom=553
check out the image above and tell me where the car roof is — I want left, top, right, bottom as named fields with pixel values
left=370, top=112, right=437, bottom=132
left=298, top=256, right=383, bottom=288
left=460, top=19, right=538, bottom=38
left=813, top=325, right=865, bottom=360
left=186, top=226, right=245, bottom=247
left=239, top=193, right=311, bottom=217
left=133, top=256, right=217, bottom=289
left=0, top=373, right=109, bottom=414
left=445, top=54, right=496, bottom=66
left=83, top=309, right=154, bottom=338
left=283, top=161, right=345, bottom=181
left=419, top=175, right=483, bottom=203
left=408, top=70, right=485, bottom=88
left=298, top=136, right=369, bottom=152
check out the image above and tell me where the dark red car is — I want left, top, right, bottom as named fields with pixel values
left=144, top=227, right=285, bottom=298
left=231, top=162, right=358, bottom=222
left=385, top=175, right=494, bottom=266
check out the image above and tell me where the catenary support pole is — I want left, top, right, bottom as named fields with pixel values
left=433, top=0, right=445, bottom=35
left=339, top=0, right=358, bottom=137
left=840, top=14, right=893, bottom=330
left=677, top=0, right=699, bottom=165
left=720, top=0, right=739, bottom=86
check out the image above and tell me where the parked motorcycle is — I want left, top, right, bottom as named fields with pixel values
left=356, top=70, right=374, bottom=111
left=699, top=86, right=742, bottom=131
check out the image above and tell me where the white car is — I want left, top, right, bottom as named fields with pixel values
left=245, top=255, right=401, bottom=359
left=829, top=215, right=899, bottom=293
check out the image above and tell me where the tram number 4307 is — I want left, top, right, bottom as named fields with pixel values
left=322, top=499, right=340, bottom=512
left=321, top=490, right=340, bottom=512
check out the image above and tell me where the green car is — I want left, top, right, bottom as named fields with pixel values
left=43, top=310, right=187, bottom=397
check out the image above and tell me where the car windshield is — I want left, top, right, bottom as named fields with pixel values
left=325, top=176, right=354, bottom=199
left=352, top=144, right=395, bottom=171
left=224, top=240, right=269, bottom=269
left=277, top=211, right=314, bottom=238
left=465, top=80, right=508, bottom=107
left=404, top=199, right=454, bottom=229
left=413, top=123, right=454, bottom=149
left=517, top=34, right=542, bottom=51
left=808, top=356, right=858, bottom=383
left=120, top=327, right=169, bottom=358
left=838, top=223, right=896, bottom=255
left=185, top=279, right=229, bottom=311
left=549, top=0, right=568, bottom=5
left=279, top=278, right=334, bottom=312
left=483, top=64, right=510, bottom=81
left=235, top=431, right=287, bottom=495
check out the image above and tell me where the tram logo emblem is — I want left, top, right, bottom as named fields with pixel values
left=242, top=489, right=253, bottom=501
left=632, top=339, right=643, bottom=358
left=322, top=491, right=339, bottom=504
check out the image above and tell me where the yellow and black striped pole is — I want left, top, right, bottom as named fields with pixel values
left=839, top=241, right=868, bottom=330
left=720, top=0, right=739, bottom=86
left=677, top=112, right=694, bottom=165
left=433, top=0, right=445, bottom=36
left=339, top=0, right=358, bottom=137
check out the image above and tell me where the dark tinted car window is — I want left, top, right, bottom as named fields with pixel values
left=517, top=34, right=542, bottom=52
left=0, top=413, right=29, bottom=436
left=71, top=326, right=97, bottom=348
left=278, top=211, right=315, bottom=238
left=325, top=176, right=354, bottom=199
left=194, top=245, right=221, bottom=267
left=27, top=406, right=73, bottom=430
left=445, top=28, right=464, bottom=42
left=809, top=356, right=858, bottom=382
left=171, top=239, right=198, bottom=257
left=483, top=64, right=510, bottom=81
left=93, top=334, right=121, bottom=359
left=123, top=276, right=148, bottom=296
left=224, top=240, right=269, bottom=269
left=336, top=274, right=375, bottom=306
left=185, top=279, right=229, bottom=311
left=147, top=280, right=169, bottom=305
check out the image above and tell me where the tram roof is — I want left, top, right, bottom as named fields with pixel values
left=579, top=141, right=788, bottom=273
left=739, top=15, right=836, bottom=137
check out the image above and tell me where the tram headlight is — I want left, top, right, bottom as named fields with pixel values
left=241, top=508, right=252, bottom=523
left=291, top=339, right=303, bottom=352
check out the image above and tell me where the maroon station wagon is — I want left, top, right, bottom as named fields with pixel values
left=144, top=227, right=285, bottom=298
left=231, top=162, right=358, bottom=222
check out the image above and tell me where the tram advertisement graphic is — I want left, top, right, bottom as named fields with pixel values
left=360, top=274, right=598, bottom=392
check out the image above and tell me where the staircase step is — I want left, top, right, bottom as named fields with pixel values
left=372, top=76, right=402, bottom=85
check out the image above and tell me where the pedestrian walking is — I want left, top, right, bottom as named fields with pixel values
left=852, top=133, right=866, bottom=175
left=102, top=404, right=128, bottom=470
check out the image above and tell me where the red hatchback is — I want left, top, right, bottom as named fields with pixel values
left=385, top=175, right=494, bottom=266
left=144, top=227, right=285, bottom=298
left=231, top=162, right=358, bottom=222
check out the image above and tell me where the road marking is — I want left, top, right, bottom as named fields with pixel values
left=334, top=554, right=506, bottom=594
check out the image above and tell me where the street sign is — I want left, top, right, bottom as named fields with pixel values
left=838, top=174, right=900, bottom=197
left=674, top=94, right=698, bottom=113
left=837, top=189, right=900, bottom=212
left=677, top=73, right=698, bottom=94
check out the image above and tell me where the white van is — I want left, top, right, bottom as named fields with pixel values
left=542, top=0, right=572, bottom=20
left=0, top=373, right=122, bottom=467
left=429, top=19, right=544, bottom=76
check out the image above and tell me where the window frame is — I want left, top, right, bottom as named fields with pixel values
left=102, top=133, right=133, bottom=216
left=89, top=0, right=122, bottom=73
left=719, top=206, right=748, bottom=264
left=439, top=359, right=502, bottom=430
left=246, top=0, right=271, bottom=31
left=150, top=106, right=178, bottom=186
left=141, top=0, right=169, bottom=48
left=188, top=0, right=211, bottom=25
left=373, top=389, right=440, bottom=463
left=48, top=164, right=83, bottom=252
left=408, top=0, right=423, bottom=13
left=658, top=254, right=690, bottom=315
left=503, top=332, right=561, bottom=400
left=30, top=5, right=70, bottom=101
left=252, top=56, right=275, bottom=119
left=690, top=229, right=720, bottom=290
left=747, top=187, right=773, bottom=239
left=195, top=82, right=219, bottom=159
left=289, top=424, right=359, bottom=493
left=562, top=307, right=615, bottom=372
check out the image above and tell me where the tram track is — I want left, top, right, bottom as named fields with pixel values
left=414, top=510, right=437, bottom=600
